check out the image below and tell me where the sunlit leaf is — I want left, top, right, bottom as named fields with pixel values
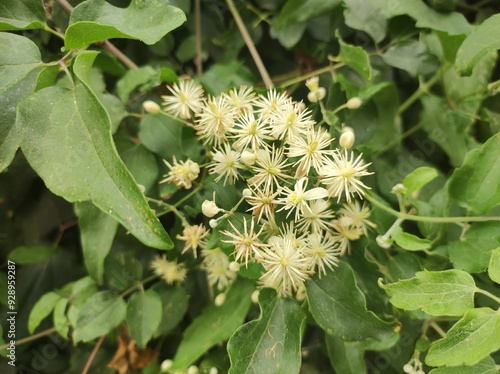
left=17, top=52, right=172, bottom=249
left=0, top=0, right=45, bottom=30
left=306, top=261, right=398, bottom=342
left=227, top=288, right=306, bottom=374
left=65, top=0, right=186, bottom=49
left=74, top=291, right=126, bottom=342
left=170, top=278, right=254, bottom=370
left=380, top=269, right=475, bottom=316
left=426, top=308, right=500, bottom=366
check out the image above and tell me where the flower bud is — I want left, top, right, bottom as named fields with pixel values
left=187, top=366, right=199, bottom=374
left=251, top=290, right=260, bottom=303
left=209, top=219, right=218, bottom=228
left=346, top=97, right=362, bottom=109
left=242, top=188, right=252, bottom=198
left=241, top=150, right=256, bottom=165
left=391, top=183, right=407, bottom=195
left=229, top=261, right=241, bottom=272
left=215, top=293, right=226, bottom=306
left=202, top=200, right=221, bottom=218
left=339, top=127, right=355, bottom=149
left=143, top=100, right=161, bottom=114
left=307, top=88, right=326, bottom=103
left=376, top=235, right=393, bottom=249
left=209, top=368, right=218, bottom=374
left=161, top=359, right=173, bottom=371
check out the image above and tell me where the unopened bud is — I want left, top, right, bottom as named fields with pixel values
left=251, top=290, right=260, bottom=304
left=209, top=219, right=218, bottom=228
left=376, top=235, right=393, bottom=249
left=215, top=293, right=226, bottom=306
left=202, top=200, right=221, bottom=218
left=346, top=97, right=362, bottom=109
left=229, top=261, right=241, bottom=272
left=187, top=366, right=199, bottom=374
left=161, top=359, right=173, bottom=371
left=242, top=188, right=252, bottom=198
left=241, top=150, right=256, bottom=165
left=209, top=368, right=218, bottom=374
left=391, top=183, right=407, bottom=195
left=339, top=127, right=355, bottom=149
left=307, top=88, right=326, bottom=103
left=143, top=100, right=161, bottom=114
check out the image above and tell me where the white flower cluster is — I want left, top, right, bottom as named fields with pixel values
left=157, top=79, right=375, bottom=297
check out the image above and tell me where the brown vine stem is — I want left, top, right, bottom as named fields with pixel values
left=82, top=335, right=106, bottom=374
left=0, top=327, right=58, bottom=350
left=55, top=0, right=138, bottom=69
left=226, top=0, right=273, bottom=89
left=194, top=0, right=203, bottom=75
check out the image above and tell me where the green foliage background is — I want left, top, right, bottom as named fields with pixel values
left=1, top=0, right=500, bottom=373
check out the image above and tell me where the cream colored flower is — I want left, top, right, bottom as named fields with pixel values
left=160, top=157, right=200, bottom=189
left=195, top=95, right=236, bottom=147
left=287, top=128, right=333, bottom=178
left=258, top=237, right=310, bottom=297
left=303, top=233, right=340, bottom=277
left=277, top=177, right=329, bottom=222
left=248, top=146, right=290, bottom=193
left=319, top=150, right=372, bottom=202
left=222, top=217, right=265, bottom=267
left=150, top=255, right=187, bottom=284
left=176, top=224, right=209, bottom=258
left=269, top=101, right=314, bottom=143
left=230, top=112, right=272, bottom=152
left=161, top=79, right=204, bottom=119
left=296, top=198, right=335, bottom=234
left=202, top=247, right=237, bottom=290
left=209, top=143, right=242, bottom=185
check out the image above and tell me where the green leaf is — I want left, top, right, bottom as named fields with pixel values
left=343, top=0, right=387, bottom=43
left=380, top=269, right=475, bottom=316
left=339, top=39, right=372, bottom=82
left=17, top=52, right=172, bottom=249
left=170, top=278, right=254, bottom=370
left=403, top=167, right=439, bottom=196
left=28, top=292, right=61, bottom=334
left=306, top=261, right=398, bottom=342
left=200, top=61, right=255, bottom=95
left=488, top=248, right=500, bottom=284
left=105, top=252, right=143, bottom=292
left=138, top=114, right=184, bottom=160
left=0, top=0, right=45, bottom=30
left=274, top=0, right=341, bottom=28
left=65, top=0, right=186, bottom=49
left=74, top=291, right=126, bottom=342
left=0, top=33, right=42, bottom=172
left=325, top=335, right=366, bottom=374
left=387, top=252, right=422, bottom=281
left=426, top=308, right=500, bottom=367
left=116, top=135, right=159, bottom=192
left=391, top=226, right=432, bottom=251
left=447, top=222, right=500, bottom=273
left=420, top=94, right=478, bottom=167
left=126, top=290, right=162, bottom=348
left=151, top=283, right=189, bottom=335
left=269, top=23, right=306, bottom=49
left=428, top=356, right=497, bottom=374
left=448, top=134, right=500, bottom=214
left=75, top=202, right=118, bottom=285
left=53, top=298, right=69, bottom=339
left=371, top=0, right=470, bottom=35
left=455, top=14, right=500, bottom=76
left=8, top=246, right=58, bottom=264
left=116, top=66, right=158, bottom=103
left=227, top=288, right=306, bottom=374
left=383, top=40, right=439, bottom=77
